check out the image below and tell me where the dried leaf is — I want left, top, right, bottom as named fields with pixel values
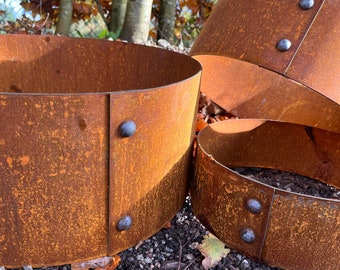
left=198, top=233, right=230, bottom=270
left=71, top=255, right=120, bottom=270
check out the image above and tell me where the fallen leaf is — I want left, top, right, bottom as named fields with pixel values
left=197, top=233, right=230, bottom=270
left=71, top=255, right=120, bottom=270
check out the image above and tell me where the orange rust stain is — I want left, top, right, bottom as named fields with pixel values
left=19, top=156, right=30, bottom=166
left=0, top=139, right=5, bottom=145
left=0, top=99, right=6, bottom=106
left=6, top=157, right=13, bottom=168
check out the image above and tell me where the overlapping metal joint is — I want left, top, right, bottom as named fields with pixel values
left=190, top=0, right=339, bottom=269
left=0, top=35, right=201, bottom=267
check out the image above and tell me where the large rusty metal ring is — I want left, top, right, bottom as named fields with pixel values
left=190, top=0, right=340, bottom=132
left=191, top=119, right=339, bottom=270
left=0, top=35, right=201, bottom=267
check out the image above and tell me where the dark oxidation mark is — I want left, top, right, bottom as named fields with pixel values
left=45, top=36, right=51, bottom=43
left=305, top=126, right=315, bottom=143
left=10, top=85, right=22, bottom=93
left=305, top=127, right=331, bottom=164
left=78, top=118, right=87, bottom=130
left=56, top=69, right=61, bottom=74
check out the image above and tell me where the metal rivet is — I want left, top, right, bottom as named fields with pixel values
left=119, top=120, right=136, bottom=137
left=246, top=198, right=262, bottom=214
left=240, top=228, right=255, bottom=243
left=276, top=39, right=292, bottom=52
left=299, top=0, right=314, bottom=10
left=117, top=215, right=132, bottom=231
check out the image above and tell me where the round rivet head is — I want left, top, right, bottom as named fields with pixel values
left=119, top=121, right=136, bottom=137
left=276, top=39, right=292, bottom=52
left=299, top=0, right=314, bottom=10
left=117, top=215, right=132, bottom=231
left=246, top=198, right=262, bottom=214
left=240, top=228, right=255, bottom=243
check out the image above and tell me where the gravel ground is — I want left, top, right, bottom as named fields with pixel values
left=115, top=195, right=281, bottom=270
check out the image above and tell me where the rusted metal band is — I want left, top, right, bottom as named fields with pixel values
left=190, top=0, right=340, bottom=128
left=0, top=35, right=202, bottom=267
left=191, top=119, right=339, bottom=270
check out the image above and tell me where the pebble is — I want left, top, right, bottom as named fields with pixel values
left=165, top=246, right=174, bottom=253
left=144, top=257, right=152, bottom=264
left=136, top=254, right=144, bottom=261
left=240, top=259, right=251, bottom=270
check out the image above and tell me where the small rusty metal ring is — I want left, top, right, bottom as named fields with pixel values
left=0, top=34, right=202, bottom=268
left=193, top=119, right=340, bottom=270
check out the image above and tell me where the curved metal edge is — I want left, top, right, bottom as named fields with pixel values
left=191, top=119, right=339, bottom=270
left=191, top=55, right=340, bottom=133
left=190, top=0, right=340, bottom=103
left=0, top=34, right=202, bottom=95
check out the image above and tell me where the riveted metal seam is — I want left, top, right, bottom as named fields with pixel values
left=284, top=0, right=326, bottom=74
left=259, top=188, right=276, bottom=260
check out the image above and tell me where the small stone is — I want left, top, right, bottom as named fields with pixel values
left=127, top=256, right=135, bottom=263
left=136, top=254, right=144, bottom=261
left=235, top=254, right=243, bottom=264
left=185, top=253, right=194, bottom=261
left=157, top=39, right=171, bottom=48
left=165, top=246, right=173, bottom=253
left=144, top=257, right=153, bottom=264
left=240, top=259, right=251, bottom=270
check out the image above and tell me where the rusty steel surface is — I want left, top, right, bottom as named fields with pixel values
left=190, top=0, right=340, bottom=127
left=0, top=35, right=202, bottom=267
left=192, top=119, right=339, bottom=270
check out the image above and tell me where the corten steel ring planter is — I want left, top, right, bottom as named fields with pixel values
left=192, top=119, right=339, bottom=270
left=190, top=0, right=340, bottom=132
left=0, top=35, right=202, bottom=267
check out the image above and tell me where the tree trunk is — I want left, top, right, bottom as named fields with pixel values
left=109, top=0, right=128, bottom=39
left=55, top=0, right=73, bottom=35
left=157, top=0, right=176, bottom=44
left=119, top=0, right=153, bottom=44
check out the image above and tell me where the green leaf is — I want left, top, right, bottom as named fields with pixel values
left=198, top=233, right=230, bottom=270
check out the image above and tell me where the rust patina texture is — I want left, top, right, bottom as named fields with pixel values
left=190, top=0, right=340, bottom=131
left=0, top=35, right=201, bottom=267
left=192, top=120, right=339, bottom=270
